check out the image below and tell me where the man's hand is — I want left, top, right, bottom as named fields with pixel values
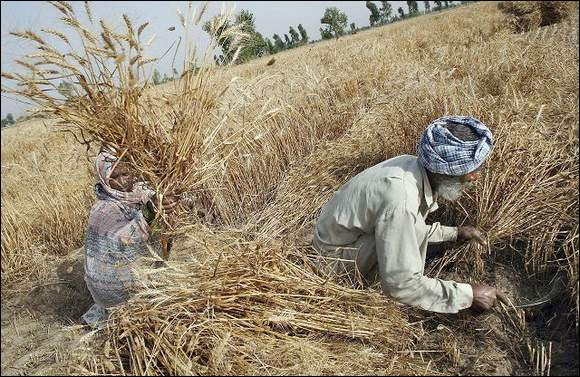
left=470, top=284, right=497, bottom=313
left=457, top=226, right=487, bottom=247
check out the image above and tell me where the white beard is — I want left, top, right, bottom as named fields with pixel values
left=436, top=177, right=469, bottom=202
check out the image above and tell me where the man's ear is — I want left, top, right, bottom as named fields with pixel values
left=464, top=171, right=480, bottom=182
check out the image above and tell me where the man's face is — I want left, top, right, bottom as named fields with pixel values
left=437, top=167, right=481, bottom=202
left=436, top=176, right=467, bottom=202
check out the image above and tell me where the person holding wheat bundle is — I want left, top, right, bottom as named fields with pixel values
left=313, top=116, right=499, bottom=314
left=82, top=147, right=178, bottom=327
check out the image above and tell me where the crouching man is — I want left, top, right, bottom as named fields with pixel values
left=313, top=116, right=498, bottom=314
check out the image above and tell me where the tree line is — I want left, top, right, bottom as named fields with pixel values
left=71, top=2, right=478, bottom=80
left=48, top=1, right=479, bottom=99
left=365, top=1, right=473, bottom=26
left=202, top=9, right=314, bottom=65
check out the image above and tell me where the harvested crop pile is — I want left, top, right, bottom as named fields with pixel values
left=68, top=227, right=433, bottom=375
left=498, top=1, right=574, bottom=33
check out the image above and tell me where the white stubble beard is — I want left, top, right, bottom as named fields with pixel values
left=436, top=177, right=471, bottom=202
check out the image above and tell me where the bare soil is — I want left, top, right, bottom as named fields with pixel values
left=1, top=250, right=90, bottom=375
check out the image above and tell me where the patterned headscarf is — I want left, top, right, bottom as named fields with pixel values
left=95, top=151, right=155, bottom=208
left=416, top=115, right=493, bottom=176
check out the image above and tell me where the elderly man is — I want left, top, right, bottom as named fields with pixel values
left=313, top=116, right=497, bottom=314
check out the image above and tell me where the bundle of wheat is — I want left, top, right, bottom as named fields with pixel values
left=67, top=227, right=431, bottom=375
left=1, top=1, right=247, bottom=236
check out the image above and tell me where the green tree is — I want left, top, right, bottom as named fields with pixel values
left=444, top=1, right=449, bottom=7
left=284, top=33, right=291, bottom=47
left=380, top=1, right=393, bottom=24
left=203, top=9, right=267, bottom=64
left=2, top=113, right=15, bottom=128
left=350, top=22, right=356, bottom=33
left=407, top=0, right=419, bottom=15
left=434, top=0, right=442, bottom=10
left=152, top=69, right=161, bottom=85
left=366, top=1, right=381, bottom=26
left=236, top=9, right=255, bottom=31
left=273, top=33, right=285, bottom=51
left=320, top=6, right=348, bottom=40
left=244, top=31, right=268, bottom=60
left=424, top=1, right=431, bottom=12
left=289, top=26, right=300, bottom=45
left=320, top=27, right=333, bottom=40
left=397, top=6, right=405, bottom=18
left=297, top=23, right=308, bottom=43
left=203, top=15, right=234, bottom=63
left=235, top=10, right=268, bottom=62
left=265, top=38, right=275, bottom=54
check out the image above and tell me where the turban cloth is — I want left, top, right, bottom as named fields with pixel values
left=417, top=115, right=493, bottom=176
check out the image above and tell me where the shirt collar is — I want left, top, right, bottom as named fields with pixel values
left=418, top=160, right=439, bottom=213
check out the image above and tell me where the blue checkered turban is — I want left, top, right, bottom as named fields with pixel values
left=417, top=116, right=493, bottom=176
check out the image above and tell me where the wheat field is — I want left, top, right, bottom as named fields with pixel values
left=1, top=1, right=578, bottom=375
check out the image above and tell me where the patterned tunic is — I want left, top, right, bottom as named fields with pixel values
left=84, top=152, right=160, bottom=309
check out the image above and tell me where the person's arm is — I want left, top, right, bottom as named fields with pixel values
left=144, top=192, right=179, bottom=221
left=143, top=193, right=179, bottom=261
left=423, top=222, right=458, bottom=244
left=375, top=206, right=473, bottom=313
left=423, top=223, right=489, bottom=246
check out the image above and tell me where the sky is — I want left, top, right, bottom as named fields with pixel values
left=1, top=1, right=425, bottom=119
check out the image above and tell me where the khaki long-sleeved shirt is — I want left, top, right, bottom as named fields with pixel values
left=314, top=155, right=473, bottom=313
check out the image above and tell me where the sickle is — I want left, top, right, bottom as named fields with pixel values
left=497, top=272, right=567, bottom=310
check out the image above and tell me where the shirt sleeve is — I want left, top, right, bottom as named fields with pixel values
left=423, top=222, right=458, bottom=243
left=375, top=206, right=473, bottom=313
